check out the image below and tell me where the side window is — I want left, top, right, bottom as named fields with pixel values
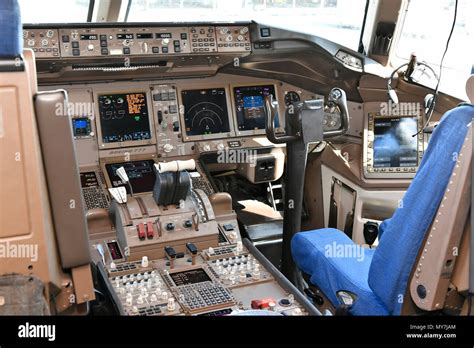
left=395, top=0, right=474, bottom=100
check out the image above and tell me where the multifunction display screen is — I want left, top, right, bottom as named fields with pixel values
left=373, top=116, right=418, bottom=168
left=181, top=88, right=230, bottom=136
left=234, top=85, right=276, bottom=131
left=98, top=92, right=151, bottom=144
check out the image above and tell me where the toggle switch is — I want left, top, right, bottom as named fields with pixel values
left=146, top=222, right=155, bottom=239
left=137, top=223, right=146, bottom=241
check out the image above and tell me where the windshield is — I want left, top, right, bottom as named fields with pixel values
left=19, top=0, right=91, bottom=23
left=126, top=0, right=367, bottom=50
left=19, top=0, right=368, bottom=51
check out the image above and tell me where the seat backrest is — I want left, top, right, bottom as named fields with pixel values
left=0, top=0, right=94, bottom=312
left=368, top=104, right=474, bottom=315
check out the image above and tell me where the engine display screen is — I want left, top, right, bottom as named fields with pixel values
left=170, top=268, right=211, bottom=286
left=105, top=160, right=156, bottom=194
left=98, top=92, right=151, bottom=144
left=181, top=88, right=230, bottom=136
left=234, top=85, right=276, bottom=131
left=373, top=117, right=418, bottom=168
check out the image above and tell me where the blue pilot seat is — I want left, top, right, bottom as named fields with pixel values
left=292, top=105, right=474, bottom=315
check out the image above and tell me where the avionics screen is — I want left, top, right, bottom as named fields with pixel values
left=234, top=85, right=276, bottom=131
left=80, top=172, right=98, bottom=188
left=373, top=117, right=418, bottom=168
left=72, top=117, right=91, bottom=137
left=181, top=88, right=230, bottom=136
left=98, top=92, right=151, bottom=144
left=170, top=268, right=211, bottom=286
left=105, top=160, right=156, bottom=194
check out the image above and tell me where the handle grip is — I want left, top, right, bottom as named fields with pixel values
left=323, top=88, right=349, bottom=138
left=264, top=95, right=299, bottom=144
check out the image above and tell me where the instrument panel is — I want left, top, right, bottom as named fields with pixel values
left=23, top=25, right=252, bottom=59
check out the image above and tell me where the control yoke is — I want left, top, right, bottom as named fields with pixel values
left=264, top=88, right=349, bottom=287
left=264, top=87, right=349, bottom=143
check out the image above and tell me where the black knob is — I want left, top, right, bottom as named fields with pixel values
left=166, top=223, right=175, bottom=231
left=184, top=220, right=193, bottom=228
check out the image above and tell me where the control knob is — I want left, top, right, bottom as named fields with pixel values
left=87, top=44, right=94, bottom=51
left=216, top=143, right=225, bottom=151
left=27, top=39, right=35, bottom=47
left=46, top=30, right=54, bottom=38
left=240, top=27, right=249, bottom=35
left=41, top=39, right=49, bottom=47
left=141, top=42, right=148, bottom=53
left=162, top=38, right=170, bottom=46
left=184, top=220, right=193, bottom=228
left=237, top=35, right=244, bottom=42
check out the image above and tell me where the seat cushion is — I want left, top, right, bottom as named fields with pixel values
left=292, top=229, right=388, bottom=315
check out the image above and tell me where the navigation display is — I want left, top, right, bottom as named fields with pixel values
left=234, top=85, right=276, bottom=131
left=373, top=117, right=418, bottom=168
left=181, top=88, right=230, bottom=136
left=105, top=160, right=156, bottom=194
left=98, top=92, right=151, bottom=144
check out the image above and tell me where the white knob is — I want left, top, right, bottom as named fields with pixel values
left=132, top=306, right=139, bottom=314
left=240, top=27, right=249, bottom=34
left=162, top=38, right=170, bottom=45
left=119, top=287, right=126, bottom=294
left=126, top=298, right=133, bottom=307
left=150, top=294, right=157, bottom=302
left=162, top=291, right=168, bottom=301
left=141, top=256, right=149, bottom=268
left=236, top=241, right=243, bottom=253
left=239, top=272, right=246, bottom=283
left=141, top=42, right=148, bottom=53
left=252, top=269, right=260, bottom=280
left=87, top=44, right=94, bottom=51
left=229, top=231, right=238, bottom=241
left=136, top=296, right=144, bottom=305
left=110, top=262, right=117, bottom=270
left=237, top=35, right=244, bottom=42
left=163, top=144, right=174, bottom=153
left=167, top=298, right=176, bottom=311
left=292, top=308, right=302, bottom=316
left=208, top=247, right=215, bottom=255
left=217, top=143, right=225, bottom=151
left=27, top=39, right=35, bottom=46
left=269, top=302, right=276, bottom=311
left=202, top=144, right=211, bottom=152
left=155, top=288, right=162, bottom=297
left=46, top=30, right=54, bottom=38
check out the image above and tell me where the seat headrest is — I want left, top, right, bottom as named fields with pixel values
left=0, top=0, right=22, bottom=58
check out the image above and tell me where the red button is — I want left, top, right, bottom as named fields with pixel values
left=137, top=223, right=146, bottom=241
left=251, top=298, right=276, bottom=309
left=146, top=222, right=154, bottom=239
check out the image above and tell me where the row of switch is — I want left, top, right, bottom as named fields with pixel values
left=136, top=219, right=195, bottom=241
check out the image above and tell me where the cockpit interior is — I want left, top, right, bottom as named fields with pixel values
left=1, top=0, right=474, bottom=330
